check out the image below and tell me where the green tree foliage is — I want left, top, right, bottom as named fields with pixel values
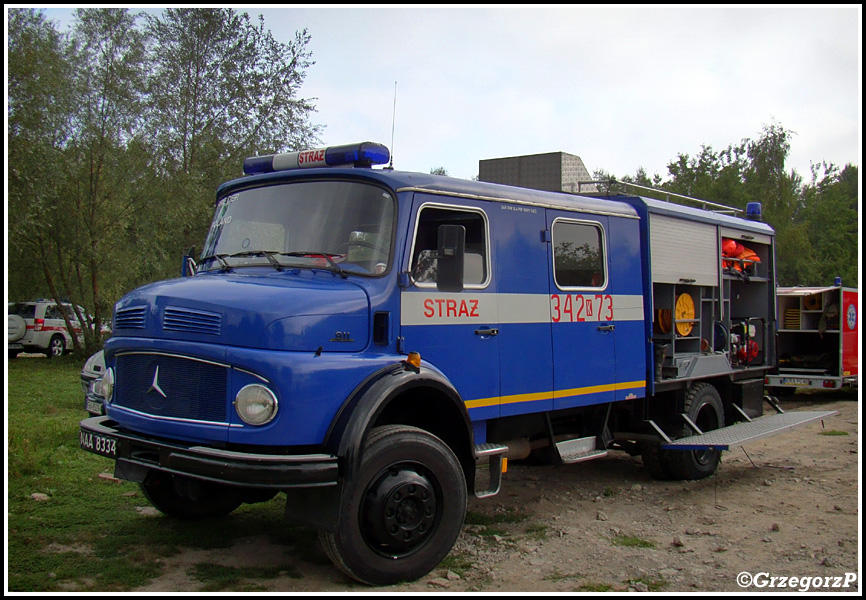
left=62, top=9, right=150, bottom=351
left=7, top=8, right=320, bottom=354
left=793, top=163, right=859, bottom=287
left=7, top=8, right=85, bottom=346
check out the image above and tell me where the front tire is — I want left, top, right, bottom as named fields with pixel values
left=319, top=425, right=467, bottom=585
left=139, top=472, right=243, bottom=519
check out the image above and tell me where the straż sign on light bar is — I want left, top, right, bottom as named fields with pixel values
left=298, top=148, right=327, bottom=167
left=243, top=142, right=390, bottom=175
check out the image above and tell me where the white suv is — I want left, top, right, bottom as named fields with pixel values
left=8, top=300, right=88, bottom=359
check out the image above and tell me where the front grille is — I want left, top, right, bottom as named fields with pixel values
left=115, top=306, right=146, bottom=329
left=163, top=307, right=222, bottom=336
left=114, top=353, right=228, bottom=424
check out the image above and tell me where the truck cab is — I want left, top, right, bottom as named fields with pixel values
left=80, top=142, right=836, bottom=585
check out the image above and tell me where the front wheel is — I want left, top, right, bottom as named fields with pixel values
left=139, top=472, right=243, bottom=519
left=319, top=425, right=467, bottom=585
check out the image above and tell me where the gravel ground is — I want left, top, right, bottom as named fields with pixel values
left=134, top=392, right=860, bottom=593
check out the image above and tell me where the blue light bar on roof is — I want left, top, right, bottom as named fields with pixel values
left=243, top=142, right=390, bottom=175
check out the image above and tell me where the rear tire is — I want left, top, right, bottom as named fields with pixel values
left=319, top=425, right=467, bottom=585
left=140, top=472, right=243, bottom=519
left=641, top=382, right=724, bottom=481
left=666, top=383, right=724, bottom=480
left=45, top=335, right=65, bottom=359
left=639, top=440, right=674, bottom=480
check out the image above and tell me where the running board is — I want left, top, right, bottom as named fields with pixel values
left=555, top=436, right=608, bottom=464
left=661, top=410, right=837, bottom=451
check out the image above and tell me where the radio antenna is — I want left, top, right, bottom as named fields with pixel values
left=388, top=81, right=397, bottom=169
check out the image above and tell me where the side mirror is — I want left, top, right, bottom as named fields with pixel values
left=436, top=225, right=465, bottom=293
left=181, top=245, right=197, bottom=277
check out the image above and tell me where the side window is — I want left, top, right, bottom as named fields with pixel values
left=411, top=205, right=489, bottom=287
left=552, top=220, right=606, bottom=289
left=44, top=305, right=61, bottom=320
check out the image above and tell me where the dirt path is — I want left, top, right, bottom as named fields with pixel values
left=135, top=393, right=860, bottom=593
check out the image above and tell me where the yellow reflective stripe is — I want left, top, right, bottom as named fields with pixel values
left=464, top=380, right=645, bottom=410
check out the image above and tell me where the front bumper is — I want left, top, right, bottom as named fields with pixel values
left=79, top=416, right=339, bottom=489
left=81, top=378, right=105, bottom=416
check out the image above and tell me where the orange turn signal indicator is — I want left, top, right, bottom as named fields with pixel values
left=404, top=351, right=422, bottom=371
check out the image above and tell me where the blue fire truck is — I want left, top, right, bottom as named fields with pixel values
left=79, top=142, right=836, bottom=585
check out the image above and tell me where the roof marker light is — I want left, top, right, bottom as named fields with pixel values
left=243, top=142, right=390, bottom=175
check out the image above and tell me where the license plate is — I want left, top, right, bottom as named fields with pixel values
left=85, top=399, right=104, bottom=415
left=79, top=429, right=117, bottom=458
left=780, top=377, right=810, bottom=386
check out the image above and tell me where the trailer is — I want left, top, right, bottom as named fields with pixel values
left=767, top=284, right=858, bottom=392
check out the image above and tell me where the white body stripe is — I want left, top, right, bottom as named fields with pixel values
left=401, top=293, right=644, bottom=326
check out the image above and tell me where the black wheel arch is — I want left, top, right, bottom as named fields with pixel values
left=324, top=362, right=476, bottom=493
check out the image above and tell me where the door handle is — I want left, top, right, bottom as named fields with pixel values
left=475, top=328, right=499, bottom=336
left=597, top=324, right=615, bottom=332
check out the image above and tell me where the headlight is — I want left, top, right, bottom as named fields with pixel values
left=234, top=384, right=278, bottom=425
left=101, top=367, right=115, bottom=402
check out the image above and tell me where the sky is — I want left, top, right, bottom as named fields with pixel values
left=31, top=6, right=864, bottom=182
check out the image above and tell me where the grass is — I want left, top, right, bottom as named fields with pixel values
left=611, top=534, right=656, bottom=549
left=544, top=569, right=584, bottom=583
left=438, top=551, right=475, bottom=578
left=818, top=430, right=849, bottom=436
left=5, top=356, right=305, bottom=592
left=577, top=582, right=612, bottom=592
left=524, top=523, right=549, bottom=541
left=628, top=577, right=666, bottom=592
left=190, top=563, right=296, bottom=591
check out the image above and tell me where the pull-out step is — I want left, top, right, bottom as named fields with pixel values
left=555, top=436, right=608, bottom=464
left=662, top=410, right=837, bottom=451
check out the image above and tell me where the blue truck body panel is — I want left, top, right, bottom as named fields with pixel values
left=104, top=167, right=654, bottom=449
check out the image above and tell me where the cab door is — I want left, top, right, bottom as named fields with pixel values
left=400, top=196, right=500, bottom=420
left=547, top=213, right=616, bottom=409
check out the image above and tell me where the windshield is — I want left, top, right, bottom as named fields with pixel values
left=200, top=180, right=395, bottom=275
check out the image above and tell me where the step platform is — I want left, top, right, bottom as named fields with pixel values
left=661, top=410, right=837, bottom=451
left=473, top=442, right=509, bottom=499
left=555, top=436, right=608, bottom=464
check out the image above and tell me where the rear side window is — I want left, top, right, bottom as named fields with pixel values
left=552, top=220, right=606, bottom=289
left=410, top=205, right=489, bottom=287
left=10, top=303, right=36, bottom=318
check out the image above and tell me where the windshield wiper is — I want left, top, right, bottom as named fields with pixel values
left=211, top=254, right=233, bottom=272
left=280, top=251, right=348, bottom=279
left=208, top=251, right=285, bottom=271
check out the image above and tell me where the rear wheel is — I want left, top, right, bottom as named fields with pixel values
left=641, top=382, right=724, bottom=481
left=667, top=383, right=725, bottom=480
left=140, top=472, right=243, bottom=519
left=319, top=425, right=467, bottom=585
left=45, top=335, right=66, bottom=359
